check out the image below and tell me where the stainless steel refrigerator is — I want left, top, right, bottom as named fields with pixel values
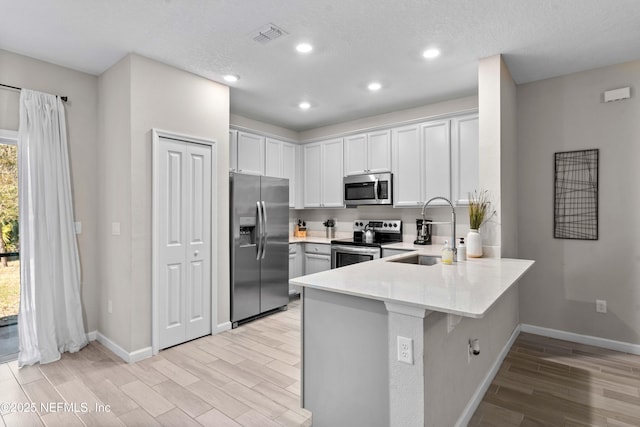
left=230, top=173, right=289, bottom=327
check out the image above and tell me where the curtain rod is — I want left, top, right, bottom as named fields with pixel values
left=0, top=83, right=68, bottom=102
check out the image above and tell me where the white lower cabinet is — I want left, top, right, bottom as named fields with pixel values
left=303, top=243, right=331, bottom=274
left=289, top=243, right=303, bottom=294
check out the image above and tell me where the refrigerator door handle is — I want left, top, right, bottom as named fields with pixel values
left=256, top=201, right=263, bottom=260
left=261, top=201, right=268, bottom=259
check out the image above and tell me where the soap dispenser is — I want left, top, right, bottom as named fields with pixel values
left=457, top=237, right=466, bottom=261
left=442, top=240, right=454, bottom=265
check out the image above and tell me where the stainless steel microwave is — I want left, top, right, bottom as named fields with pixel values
left=343, top=172, right=393, bottom=207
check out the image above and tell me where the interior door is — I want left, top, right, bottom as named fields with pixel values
left=157, top=137, right=212, bottom=349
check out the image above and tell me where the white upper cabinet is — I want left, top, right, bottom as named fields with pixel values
left=392, top=125, right=423, bottom=207
left=229, top=130, right=238, bottom=172
left=392, top=117, right=469, bottom=208
left=344, top=130, right=391, bottom=176
left=237, top=131, right=265, bottom=175
left=422, top=120, right=451, bottom=205
left=322, top=138, right=345, bottom=207
left=451, top=114, right=479, bottom=205
left=304, top=138, right=344, bottom=208
left=303, top=143, right=322, bottom=207
left=265, top=137, right=297, bottom=208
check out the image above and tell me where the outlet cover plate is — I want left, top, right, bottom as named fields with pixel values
left=397, top=336, right=413, bottom=364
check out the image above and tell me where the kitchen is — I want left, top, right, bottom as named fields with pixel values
left=1, top=1, right=640, bottom=426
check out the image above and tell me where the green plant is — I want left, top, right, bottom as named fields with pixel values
left=468, top=190, right=492, bottom=230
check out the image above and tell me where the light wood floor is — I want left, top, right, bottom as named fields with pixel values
left=3, top=301, right=640, bottom=427
left=469, top=332, right=640, bottom=427
left=0, top=297, right=311, bottom=427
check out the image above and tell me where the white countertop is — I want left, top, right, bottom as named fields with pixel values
left=290, top=252, right=534, bottom=318
left=289, top=236, right=334, bottom=244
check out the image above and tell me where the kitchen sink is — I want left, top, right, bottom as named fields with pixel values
left=387, top=254, right=442, bottom=266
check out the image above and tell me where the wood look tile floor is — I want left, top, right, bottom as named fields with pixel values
left=469, top=332, right=640, bottom=427
left=0, top=297, right=311, bottom=427
left=3, top=299, right=640, bottom=427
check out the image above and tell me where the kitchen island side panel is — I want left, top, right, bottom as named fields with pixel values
left=303, top=287, right=389, bottom=427
left=424, top=284, right=519, bottom=426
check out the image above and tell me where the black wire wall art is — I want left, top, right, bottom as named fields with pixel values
left=554, top=149, right=599, bottom=240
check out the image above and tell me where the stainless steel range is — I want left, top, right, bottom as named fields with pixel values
left=331, top=220, right=403, bottom=269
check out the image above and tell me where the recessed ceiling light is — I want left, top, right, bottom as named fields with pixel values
left=223, top=74, right=239, bottom=83
left=299, top=101, right=311, bottom=110
left=368, top=82, right=382, bottom=91
left=422, top=48, right=440, bottom=59
left=296, top=43, right=313, bottom=53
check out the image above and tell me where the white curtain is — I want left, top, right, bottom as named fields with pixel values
left=17, top=89, right=87, bottom=367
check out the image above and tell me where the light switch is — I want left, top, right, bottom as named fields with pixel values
left=112, top=222, right=121, bottom=236
left=74, top=221, right=82, bottom=234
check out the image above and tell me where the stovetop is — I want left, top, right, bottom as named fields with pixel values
left=331, top=219, right=403, bottom=248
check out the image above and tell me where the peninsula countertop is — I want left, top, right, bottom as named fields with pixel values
left=290, top=253, right=534, bottom=318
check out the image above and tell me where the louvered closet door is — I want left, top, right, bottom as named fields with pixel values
left=158, top=137, right=212, bottom=349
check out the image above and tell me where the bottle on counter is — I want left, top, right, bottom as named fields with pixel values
left=441, top=240, right=454, bottom=265
left=457, top=237, right=466, bottom=261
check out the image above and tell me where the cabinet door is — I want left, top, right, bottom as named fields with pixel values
left=451, top=114, right=479, bottom=205
left=237, top=132, right=265, bottom=175
left=422, top=120, right=451, bottom=204
left=265, top=138, right=283, bottom=177
left=304, top=253, right=331, bottom=275
left=392, top=125, right=423, bottom=207
left=229, top=130, right=238, bottom=172
left=367, top=130, right=392, bottom=173
left=344, top=134, right=368, bottom=176
left=321, top=138, right=344, bottom=208
left=282, top=143, right=296, bottom=208
left=303, top=143, right=323, bottom=207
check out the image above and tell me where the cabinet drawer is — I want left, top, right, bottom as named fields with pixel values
left=289, top=243, right=297, bottom=254
left=305, top=243, right=331, bottom=255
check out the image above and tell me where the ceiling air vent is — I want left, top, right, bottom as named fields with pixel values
left=251, top=23, right=288, bottom=44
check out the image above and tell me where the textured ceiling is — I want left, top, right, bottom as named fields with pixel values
left=2, top=0, right=640, bottom=131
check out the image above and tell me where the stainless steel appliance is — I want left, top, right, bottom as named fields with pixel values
left=331, top=220, right=402, bottom=268
left=414, top=218, right=432, bottom=245
left=343, top=172, right=393, bottom=207
left=230, top=173, right=289, bottom=327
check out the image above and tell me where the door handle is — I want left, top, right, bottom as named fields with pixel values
left=261, top=201, right=267, bottom=259
left=374, top=178, right=379, bottom=202
left=256, top=201, right=263, bottom=260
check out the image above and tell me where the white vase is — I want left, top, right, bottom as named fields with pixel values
left=466, top=229, right=483, bottom=258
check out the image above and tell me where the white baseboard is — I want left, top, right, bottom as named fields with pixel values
left=86, top=330, right=97, bottom=341
left=520, top=324, right=640, bottom=355
left=96, top=332, right=153, bottom=363
left=214, top=321, right=232, bottom=334
left=455, top=324, right=521, bottom=427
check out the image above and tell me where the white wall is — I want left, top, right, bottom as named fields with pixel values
left=517, top=59, right=640, bottom=345
left=230, top=114, right=299, bottom=142
left=98, top=54, right=230, bottom=352
left=478, top=55, right=518, bottom=258
left=0, top=49, right=100, bottom=333
left=299, top=96, right=478, bottom=142
left=97, top=55, right=133, bottom=348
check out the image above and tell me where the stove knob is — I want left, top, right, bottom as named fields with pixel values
left=383, top=223, right=387, bottom=227
left=393, top=222, right=398, bottom=228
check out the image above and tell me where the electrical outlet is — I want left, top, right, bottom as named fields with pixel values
left=74, top=221, right=82, bottom=234
left=397, top=336, right=413, bottom=365
left=596, top=299, right=607, bottom=313
left=108, top=300, right=113, bottom=314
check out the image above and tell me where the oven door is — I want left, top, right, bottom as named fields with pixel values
left=331, top=245, right=381, bottom=269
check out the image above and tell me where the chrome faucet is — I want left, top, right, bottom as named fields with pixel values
left=420, top=196, right=456, bottom=261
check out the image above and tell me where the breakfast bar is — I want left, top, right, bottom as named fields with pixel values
left=291, top=252, right=534, bottom=427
